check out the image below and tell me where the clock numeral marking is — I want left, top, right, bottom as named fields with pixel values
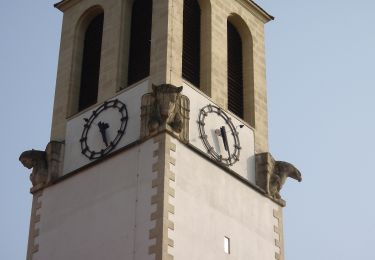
left=89, top=151, right=97, bottom=159
left=200, top=110, right=207, bottom=117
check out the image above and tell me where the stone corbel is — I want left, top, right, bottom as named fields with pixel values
left=19, top=141, right=65, bottom=193
left=141, top=84, right=190, bottom=143
left=255, top=152, right=302, bottom=206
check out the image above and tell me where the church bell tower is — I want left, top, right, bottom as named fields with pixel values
left=20, top=0, right=301, bottom=259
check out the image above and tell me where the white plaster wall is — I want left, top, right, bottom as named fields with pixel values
left=182, top=84, right=256, bottom=183
left=36, top=140, right=156, bottom=260
left=63, top=80, right=149, bottom=175
left=63, top=81, right=255, bottom=183
left=173, top=142, right=278, bottom=260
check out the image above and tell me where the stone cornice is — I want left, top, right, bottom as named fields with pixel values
left=238, top=0, right=275, bottom=23
left=54, top=0, right=274, bottom=22
left=41, top=131, right=286, bottom=207
left=54, top=0, right=81, bottom=12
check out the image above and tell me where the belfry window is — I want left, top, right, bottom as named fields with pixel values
left=182, top=0, right=201, bottom=88
left=227, top=21, right=244, bottom=119
left=78, top=12, right=104, bottom=112
left=127, top=0, right=153, bottom=86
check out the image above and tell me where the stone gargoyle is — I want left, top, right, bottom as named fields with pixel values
left=270, top=161, right=302, bottom=199
left=141, top=84, right=190, bottom=142
left=19, top=141, right=64, bottom=192
left=19, top=149, right=48, bottom=187
left=255, top=153, right=302, bottom=205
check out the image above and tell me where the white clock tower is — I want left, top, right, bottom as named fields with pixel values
left=20, top=0, right=301, bottom=260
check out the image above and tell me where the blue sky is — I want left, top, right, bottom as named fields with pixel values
left=1, top=1, right=375, bottom=259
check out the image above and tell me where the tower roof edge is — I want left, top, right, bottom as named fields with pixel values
left=54, top=0, right=274, bottom=21
left=244, top=0, right=275, bottom=22
left=54, top=0, right=80, bottom=12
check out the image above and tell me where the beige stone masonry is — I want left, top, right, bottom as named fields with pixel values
left=210, top=0, right=271, bottom=153
left=273, top=207, right=285, bottom=260
left=162, top=0, right=272, bottom=153
left=149, top=133, right=176, bottom=260
left=51, top=0, right=132, bottom=141
left=149, top=0, right=170, bottom=86
left=26, top=191, right=43, bottom=260
left=255, top=152, right=275, bottom=193
left=52, top=0, right=271, bottom=153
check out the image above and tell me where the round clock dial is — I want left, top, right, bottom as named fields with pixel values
left=80, top=99, right=128, bottom=160
left=198, top=104, right=241, bottom=166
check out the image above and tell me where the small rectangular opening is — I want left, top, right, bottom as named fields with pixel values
left=224, top=236, right=230, bottom=254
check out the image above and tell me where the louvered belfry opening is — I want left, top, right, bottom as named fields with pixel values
left=182, top=0, right=201, bottom=88
left=227, top=21, right=244, bottom=119
left=127, top=0, right=153, bottom=86
left=78, top=13, right=104, bottom=112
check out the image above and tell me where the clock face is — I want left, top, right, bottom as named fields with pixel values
left=198, top=104, right=241, bottom=166
left=80, top=99, right=128, bottom=160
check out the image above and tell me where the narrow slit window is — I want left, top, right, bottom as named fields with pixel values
left=127, top=0, right=153, bottom=86
left=182, top=0, right=201, bottom=88
left=79, top=13, right=104, bottom=112
left=227, top=21, right=244, bottom=119
left=224, top=236, right=230, bottom=254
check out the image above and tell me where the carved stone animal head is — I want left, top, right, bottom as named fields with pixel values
left=275, top=161, right=302, bottom=182
left=19, top=150, right=46, bottom=169
left=152, top=84, right=182, bottom=120
left=19, top=149, right=48, bottom=187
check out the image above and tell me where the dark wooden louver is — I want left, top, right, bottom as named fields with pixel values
left=79, top=13, right=104, bottom=111
left=227, top=21, right=244, bottom=119
left=182, top=0, right=201, bottom=88
left=127, top=0, right=153, bottom=86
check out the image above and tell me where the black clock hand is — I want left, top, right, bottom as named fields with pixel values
left=220, top=126, right=231, bottom=160
left=98, top=121, right=109, bottom=147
